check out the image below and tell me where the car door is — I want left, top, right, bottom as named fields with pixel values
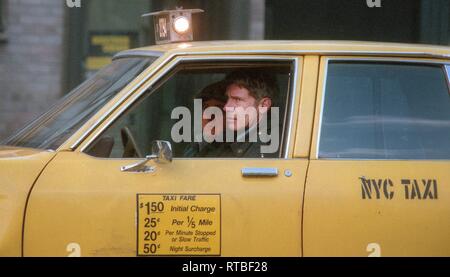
left=23, top=54, right=311, bottom=257
left=304, top=58, right=450, bottom=256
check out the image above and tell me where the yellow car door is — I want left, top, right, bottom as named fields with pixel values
left=304, top=58, right=450, bottom=256
left=23, top=54, right=313, bottom=257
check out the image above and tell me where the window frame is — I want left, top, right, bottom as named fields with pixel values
left=0, top=0, right=7, bottom=43
left=79, top=55, right=301, bottom=160
left=445, top=65, right=450, bottom=90
left=316, top=57, right=450, bottom=161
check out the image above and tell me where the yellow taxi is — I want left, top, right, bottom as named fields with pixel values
left=1, top=38, right=450, bottom=257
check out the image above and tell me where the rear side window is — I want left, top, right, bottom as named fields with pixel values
left=319, top=61, right=450, bottom=160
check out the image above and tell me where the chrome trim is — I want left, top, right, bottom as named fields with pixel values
left=315, top=158, right=450, bottom=162
left=115, top=49, right=450, bottom=60
left=79, top=150, right=448, bottom=162
left=316, top=57, right=450, bottom=160
left=68, top=55, right=172, bottom=151
left=284, top=169, right=293, bottom=177
left=120, top=156, right=156, bottom=173
left=284, top=58, right=299, bottom=159
left=114, top=50, right=164, bottom=60
left=316, top=58, right=329, bottom=159
left=125, top=166, right=155, bottom=173
left=324, top=57, right=450, bottom=64
left=79, top=55, right=299, bottom=159
left=162, top=55, right=296, bottom=62
left=241, top=168, right=279, bottom=177
left=445, top=65, right=450, bottom=90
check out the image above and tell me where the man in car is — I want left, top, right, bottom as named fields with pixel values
left=220, top=70, right=279, bottom=158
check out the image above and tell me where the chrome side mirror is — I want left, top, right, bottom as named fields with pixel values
left=121, top=140, right=173, bottom=173
left=152, top=140, right=172, bottom=164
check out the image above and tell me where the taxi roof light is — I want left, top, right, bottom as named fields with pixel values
left=173, top=16, right=190, bottom=34
left=142, top=7, right=204, bottom=45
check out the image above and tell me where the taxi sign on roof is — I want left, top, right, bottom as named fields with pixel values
left=142, top=7, right=204, bottom=45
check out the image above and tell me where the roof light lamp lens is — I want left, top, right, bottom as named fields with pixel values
left=173, top=16, right=190, bottom=34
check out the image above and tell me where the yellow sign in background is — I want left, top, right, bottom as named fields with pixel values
left=137, top=194, right=221, bottom=256
left=86, top=34, right=133, bottom=71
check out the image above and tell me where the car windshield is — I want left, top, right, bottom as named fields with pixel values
left=1, top=56, right=159, bottom=150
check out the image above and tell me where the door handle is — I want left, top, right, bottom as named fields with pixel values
left=241, top=168, right=278, bottom=177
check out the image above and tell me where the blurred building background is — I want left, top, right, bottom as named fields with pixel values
left=0, top=0, right=449, bottom=141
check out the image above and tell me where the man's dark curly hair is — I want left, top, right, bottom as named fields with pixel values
left=224, top=69, right=278, bottom=101
left=196, top=80, right=228, bottom=104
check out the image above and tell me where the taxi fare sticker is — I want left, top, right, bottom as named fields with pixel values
left=137, top=194, right=221, bottom=256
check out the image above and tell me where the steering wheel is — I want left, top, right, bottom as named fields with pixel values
left=120, top=126, right=143, bottom=158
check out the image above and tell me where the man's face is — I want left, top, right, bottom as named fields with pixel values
left=223, top=84, right=259, bottom=132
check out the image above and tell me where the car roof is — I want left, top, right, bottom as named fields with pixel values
left=115, top=40, right=450, bottom=60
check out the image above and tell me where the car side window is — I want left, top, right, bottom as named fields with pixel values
left=85, top=61, right=294, bottom=159
left=319, top=61, right=450, bottom=160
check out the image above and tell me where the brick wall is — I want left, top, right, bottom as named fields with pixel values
left=0, top=0, right=65, bottom=141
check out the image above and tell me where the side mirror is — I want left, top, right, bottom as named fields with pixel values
left=152, top=140, right=172, bottom=164
left=121, top=140, right=173, bottom=173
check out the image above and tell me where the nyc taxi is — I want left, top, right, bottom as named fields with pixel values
left=1, top=40, right=449, bottom=257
